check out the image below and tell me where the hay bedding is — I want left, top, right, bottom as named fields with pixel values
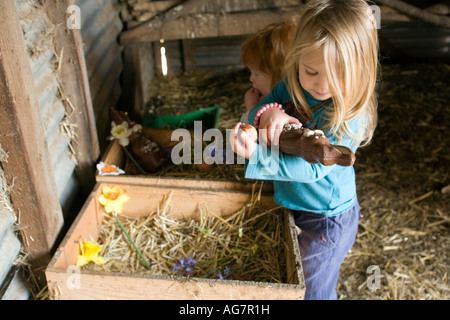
left=139, top=63, right=449, bottom=299
left=84, top=187, right=288, bottom=284
left=337, top=63, right=450, bottom=300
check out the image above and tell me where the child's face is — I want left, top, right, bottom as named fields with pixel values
left=298, top=49, right=333, bottom=101
left=249, top=68, right=272, bottom=97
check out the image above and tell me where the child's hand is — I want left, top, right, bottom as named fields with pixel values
left=244, top=88, right=262, bottom=111
left=230, top=122, right=257, bottom=160
left=259, top=108, right=301, bottom=146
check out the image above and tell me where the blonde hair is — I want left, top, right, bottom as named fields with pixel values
left=283, top=0, right=379, bottom=146
left=241, top=16, right=298, bottom=88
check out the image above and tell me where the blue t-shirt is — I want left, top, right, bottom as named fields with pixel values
left=246, top=80, right=361, bottom=216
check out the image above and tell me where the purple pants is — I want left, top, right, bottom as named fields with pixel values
left=293, top=200, right=360, bottom=300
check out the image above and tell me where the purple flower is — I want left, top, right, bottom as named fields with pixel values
left=173, top=256, right=197, bottom=275
left=217, top=267, right=231, bottom=280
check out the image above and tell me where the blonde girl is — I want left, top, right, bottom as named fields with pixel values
left=230, top=0, right=379, bottom=300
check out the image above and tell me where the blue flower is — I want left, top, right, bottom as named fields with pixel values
left=217, top=267, right=231, bottom=280
left=173, top=256, right=197, bottom=275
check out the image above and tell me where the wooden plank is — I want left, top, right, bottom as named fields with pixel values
left=133, top=0, right=181, bottom=13
left=46, top=270, right=304, bottom=300
left=45, top=0, right=99, bottom=196
left=0, top=0, right=64, bottom=285
left=193, top=0, right=302, bottom=13
left=131, top=0, right=180, bottom=21
left=182, top=39, right=197, bottom=73
left=120, top=0, right=303, bottom=44
left=121, top=9, right=300, bottom=43
left=120, top=42, right=155, bottom=120
left=50, top=193, right=101, bottom=270
left=376, top=0, right=450, bottom=28
left=120, top=0, right=211, bottom=44
left=95, top=182, right=275, bottom=220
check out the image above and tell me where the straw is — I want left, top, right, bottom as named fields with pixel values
left=83, top=185, right=288, bottom=283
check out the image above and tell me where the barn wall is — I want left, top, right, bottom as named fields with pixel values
left=0, top=162, right=29, bottom=300
left=78, top=0, right=124, bottom=152
left=1, top=0, right=77, bottom=300
left=194, top=36, right=246, bottom=73
left=17, top=0, right=80, bottom=218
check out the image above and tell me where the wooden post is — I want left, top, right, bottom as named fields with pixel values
left=45, top=0, right=100, bottom=196
left=182, top=39, right=197, bottom=73
left=0, top=1, right=64, bottom=285
left=121, top=44, right=147, bottom=120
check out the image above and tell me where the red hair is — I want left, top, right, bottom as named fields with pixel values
left=241, top=16, right=298, bottom=88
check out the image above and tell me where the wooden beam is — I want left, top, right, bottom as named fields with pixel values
left=376, top=0, right=450, bottom=28
left=0, top=1, right=64, bottom=285
left=122, top=9, right=299, bottom=43
left=121, top=43, right=154, bottom=120
left=133, top=0, right=179, bottom=13
left=186, top=0, right=302, bottom=14
left=120, top=0, right=205, bottom=44
left=45, top=0, right=100, bottom=196
left=129, top=0, right=302, bottom=21
left=131, top=0, right=180, bottom=21
left=120, top=0, right=303, bottom=44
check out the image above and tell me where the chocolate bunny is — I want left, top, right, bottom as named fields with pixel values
left=279, top=123, right=356, bottom=166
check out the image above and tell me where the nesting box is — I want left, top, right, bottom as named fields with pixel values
left=45, top=180, right=304, bottom=300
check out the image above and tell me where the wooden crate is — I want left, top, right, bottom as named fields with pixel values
left=46, top=181, right=304, bottom=300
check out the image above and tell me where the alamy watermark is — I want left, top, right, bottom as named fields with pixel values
left=170, top=122, right=280, bottom=176
left=367, top=5, right=381, bottom=30
left=66, top=265, right=81, bottom=290
left=366, top=265, right=381, bottom=292
left=67, top=5, right=81, bottom=30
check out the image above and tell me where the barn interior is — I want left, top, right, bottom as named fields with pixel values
left=0, top=0, right=449, bottom=300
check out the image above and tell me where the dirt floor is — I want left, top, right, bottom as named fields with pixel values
left=145, top=60, right=449, bottom=300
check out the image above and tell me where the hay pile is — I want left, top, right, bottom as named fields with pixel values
left=337, top=62, right=449, bottom=300
left=84, top=186, right=289, bottom=284
left=144, top=62, right=449, bottom=300
left=146, top=68, right=250, bottom=127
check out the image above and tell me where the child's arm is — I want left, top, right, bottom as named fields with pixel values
left=245, top=116, right=362, bottom=183
left=244, top=88, right=261, bottom=111
left=258, top=108, right=301, bottom=146
left=248, top=81, right=301, bottom=147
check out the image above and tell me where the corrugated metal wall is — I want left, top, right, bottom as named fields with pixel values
left=195, top=36, right=246, bottom=73
left=17, top=0, right=81, bottom=217
left=0, top=163, right=29, bottom=300
left=78, top=0, right=124, bottom=151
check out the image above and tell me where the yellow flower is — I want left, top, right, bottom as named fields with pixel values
left=76, top=241, right=106, bottom=267
left=98, top=186, right=130, bottom=214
